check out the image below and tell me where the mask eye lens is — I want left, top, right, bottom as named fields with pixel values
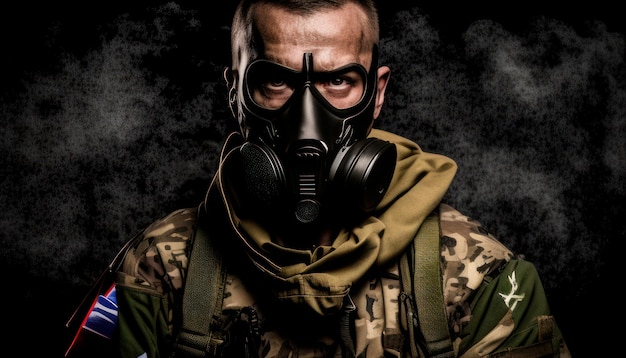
left=246, top=61, right=298, bottom=110
left=244, top=60, right=370, bottom=111
left=314, top=66, right=367, bottom=109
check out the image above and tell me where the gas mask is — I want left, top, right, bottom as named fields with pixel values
left=221, top=47, right=396, bottom=230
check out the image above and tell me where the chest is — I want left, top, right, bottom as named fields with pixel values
left=218, top=265, right=404, bottom=358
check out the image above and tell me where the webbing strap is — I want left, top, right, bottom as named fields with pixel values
left=414, top=213, right=453, bottom=357
left=402, top=212, right=454, bottom=357
left=175, top=224, right=225, bottom=357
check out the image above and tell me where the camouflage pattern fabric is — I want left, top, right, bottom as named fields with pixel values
left=116, top=208, right=198, bottom=358
left=438, top=203, right=515, bottom=343
left=67, top=203, right=569, bottom=357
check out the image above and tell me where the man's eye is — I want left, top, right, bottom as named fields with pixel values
left=266, top=79, right=287, bottom=89
left=324, top=73, right=360, bottom=88
left=252, top=78, right=294, bottom=109
left=319, top=75, right=357, bottom=91
left=259, top=78, right=292, bottom=94
left=329, top=77, right=347, bottom=86
left=315, top=72, right=364, bottom=109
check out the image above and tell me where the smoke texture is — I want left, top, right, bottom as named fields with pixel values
left=1, top=2, right=623, bottom=356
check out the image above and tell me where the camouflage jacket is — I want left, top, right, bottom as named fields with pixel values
left=66, top=203, right=569, bottom=358
left=66, top=130, right=569, bottom=357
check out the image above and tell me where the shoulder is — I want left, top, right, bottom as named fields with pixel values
left=118, top=207, right=199, bottom=293
left=438, top=202, right=515, bottom=302
left=143, top=207, right=199, bottom=239
left=437, top=203, right=519, bottom=337
left=438, top=203, right=514, bottom=277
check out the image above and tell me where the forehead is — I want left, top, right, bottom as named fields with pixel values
left=251, top=3, right=373, bottom=71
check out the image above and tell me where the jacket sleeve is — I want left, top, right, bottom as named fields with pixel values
left=115, top=207, right=197, bottom=357
left=115, top=274, right=172, bottom=358
left=65, top=208, right=198, bottom=358
left=457, top=259, right=570, bottom=357
left=438, top=203, right=570, bottom=357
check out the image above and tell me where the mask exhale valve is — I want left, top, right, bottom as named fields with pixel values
left=291, top=140, right=325, bottom=224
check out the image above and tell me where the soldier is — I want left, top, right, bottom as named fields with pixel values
left=66, top=1, right=570, bottom=357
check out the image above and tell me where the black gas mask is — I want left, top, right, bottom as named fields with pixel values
left=221, top=47, right=396, bottom=231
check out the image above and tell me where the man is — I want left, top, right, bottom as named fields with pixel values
left=66, top=1, right=570, bottom=357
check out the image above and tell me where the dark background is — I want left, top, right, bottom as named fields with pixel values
left=1, top=1, right=623, bottom=356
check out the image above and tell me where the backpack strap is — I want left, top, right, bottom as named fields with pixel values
left=174, top=223, right=227, bottom=357
left=399, top=210, right=454, bottom=358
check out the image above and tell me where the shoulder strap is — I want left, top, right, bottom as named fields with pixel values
left=174, top=223, right=227, bottom=357
left=399, top=210, right=454, bottom=358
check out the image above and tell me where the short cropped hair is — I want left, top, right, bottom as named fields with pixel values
left=230, top=0, right=380, bottom=71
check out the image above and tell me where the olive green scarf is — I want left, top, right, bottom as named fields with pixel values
left=215, top=129, right=457, bottom=315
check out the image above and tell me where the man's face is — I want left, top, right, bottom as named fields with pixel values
left=250, top=3, right=374, bottom=111
left=222, top=3, right=394, bottom=232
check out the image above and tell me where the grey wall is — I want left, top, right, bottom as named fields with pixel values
left=1, top=2, right=623, bottom=356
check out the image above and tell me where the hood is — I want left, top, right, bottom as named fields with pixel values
left=211, top=128, right=457, bottom=315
